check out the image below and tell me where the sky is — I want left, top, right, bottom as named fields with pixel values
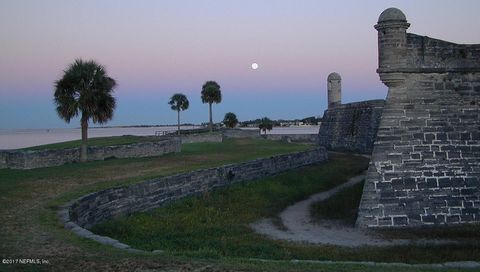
left=1, top=0, right=480, bottom=129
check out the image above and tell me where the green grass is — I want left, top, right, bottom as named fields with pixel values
left=310, top=180, right=365, bottom=226
left=0, top=138, right=320, bottom=271
left=2, top=138, right=480, bottom=271
left=91, top=154, right=372, bottom=258
left=1, top=138, right=311, bottom=227
left=91, top=153, right=480, bottom=264
left=1, top=138, right=311, bottom=198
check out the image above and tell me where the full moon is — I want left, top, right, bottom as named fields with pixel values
left=251, top=63, right=259, bottom=70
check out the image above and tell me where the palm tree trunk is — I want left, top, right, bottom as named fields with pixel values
left=209, top=102, right=213, bottom=132
left=80, top=116, right=88, bottom=162
left=177, top=110, right=181, bottom=135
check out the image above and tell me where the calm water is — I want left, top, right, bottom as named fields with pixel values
left=263, top=126, right=319, bottom=135
left=0, top=126, right=195, bottom=150
left=0, top=126, right=320, bottom=150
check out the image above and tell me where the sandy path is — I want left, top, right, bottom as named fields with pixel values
left=251, top=173, right=453, bottom=247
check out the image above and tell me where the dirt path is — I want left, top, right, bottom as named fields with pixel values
left=251, top=173, right=453, bottom=247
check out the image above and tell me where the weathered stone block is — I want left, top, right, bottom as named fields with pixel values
left=446, top=215, right=460, bottom=223
left=378, top=217, right=393, bottom=226
left=393, top=216, right=408, bottom=226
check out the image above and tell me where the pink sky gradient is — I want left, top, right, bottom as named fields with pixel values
left=1, top=0, right=479, bottom=128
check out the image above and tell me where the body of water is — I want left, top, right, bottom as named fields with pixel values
left=0, top=126, right=198, bottom=150
left=261, top=126, right=320, bottom=135
left=0, top=125, right=320, bottom=150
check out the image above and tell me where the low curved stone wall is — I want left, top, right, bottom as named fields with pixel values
left=222, top=128, right=261, bottom=139
left=0, top=138, right=181, bottom=169
left=180, top=133, right=223, bottom=144
left=264, top=134, right=319, bottom=143
left=59, top=148, right=327, bottom=250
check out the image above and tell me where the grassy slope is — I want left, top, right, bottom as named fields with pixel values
left=1, top=138, right=353, bottom=271
left=92, top=153, right=480, bottom=264
left=92, top=153, right=369, bottom=258
left=0, top=139, right=478, bottom=271
left=1, top=138, right=311, bottom=200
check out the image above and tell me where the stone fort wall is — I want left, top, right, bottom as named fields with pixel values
left=356, top=8, right=480, bottom=227
left=318, top=100, right=385, bottom=154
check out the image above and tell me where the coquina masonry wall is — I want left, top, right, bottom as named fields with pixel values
left=62, top=148, right=327, bottom=234
left=264, top=134, right=319, bottom=143
left=318, top=100, right=385, bottom=154
left=0, top=138, right=181, bottom=169
left=180, top=133, right=223, bottom=144
left=356, top=8, right=480, bottom=227
left=222, top=128, right=261, bottom=139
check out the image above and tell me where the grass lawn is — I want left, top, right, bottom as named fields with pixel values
left=92, top=153, right=369, bottom=258
left=0, top=138, right=478, bottom=271
left=0, top=138, right=312, bottom=207
left=91, top=153, right=480, bottom=264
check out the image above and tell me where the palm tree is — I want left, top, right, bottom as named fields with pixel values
left=259, top=117, right=273, bottom=135
left=168, top=93, right=189, bottom=135
left=54, top=59, right=116, bottom=162
left=223, top=112, right=238, bottom=128
left=201, top=81, right=222, bottom=132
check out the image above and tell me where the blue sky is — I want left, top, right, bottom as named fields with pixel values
left=1, top=0, right=479, bottom=128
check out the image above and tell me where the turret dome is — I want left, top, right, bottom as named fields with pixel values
left=378, top=8, right=407, bottom=23
left=327, top=72, right=341, bottom=81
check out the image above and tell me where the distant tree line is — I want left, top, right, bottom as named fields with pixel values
left=240, top=116, right=322, bottom=127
